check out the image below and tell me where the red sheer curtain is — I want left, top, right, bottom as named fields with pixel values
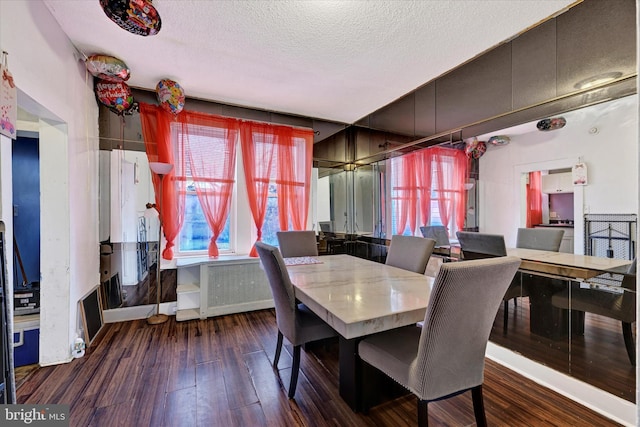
left=428, top=147, right=468, bottom=232
left=240, top=122, right=276, bottom=256
left=182, top=111, right=239, bottom=257
left=139, top=102, right=187, bottom=260
left=241, top=122, right=314, bottom=256
left=416, top=149, right=432, bottom=227
left=391, top=153, right=418, bottom=235
left=526, top=171, right=543, bottom=228
left=276, top=127, right=314, bottom=231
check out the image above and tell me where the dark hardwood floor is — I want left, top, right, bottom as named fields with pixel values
left=492, top=296, right=635, bottom=402
left=17, top=309, right=622, bottom=426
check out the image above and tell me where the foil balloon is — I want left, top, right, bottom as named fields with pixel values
left=465, top=138, right=487, bottom=159
left=537, top=117, right=567, bottom=131
left=85, top=54, right=130, bottom=82
left=94, top=79, right=134, bottom=115
left=156, top=79, right=186, bottom=115
left=100, top=0, right=162, bottom=36
left=487, top=135, right=510, bottom=146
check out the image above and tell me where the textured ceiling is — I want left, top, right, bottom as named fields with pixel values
left=43, top=0, right=576, bottom=124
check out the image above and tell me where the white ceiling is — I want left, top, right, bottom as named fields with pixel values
left=43, top=0, right=576, bottom=124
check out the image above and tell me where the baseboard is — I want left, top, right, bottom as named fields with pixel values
left=103, top=302, right=177, bottom=323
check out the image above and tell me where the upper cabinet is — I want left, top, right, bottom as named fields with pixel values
left=542, top=172, right=573, bottom=194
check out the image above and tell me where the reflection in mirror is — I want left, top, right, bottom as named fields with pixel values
left=317, top=167, right=348, bottom=233
left=99, top=149, right=176, bottom=310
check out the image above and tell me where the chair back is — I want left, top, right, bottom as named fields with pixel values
left=420, top=226, right=451, bottom=247
left=277, top=230, right=318, bottom=257
left=319, top=221, right=332, bottom=233
left=386, top=235, right=436, bottom=274
left=516, top=228, right=564, bottom=251
left=456, top=231, right=507, bottom=260
left=255, top=242, right=297, bottom=340
left=409, top=256, right=521, bottom=400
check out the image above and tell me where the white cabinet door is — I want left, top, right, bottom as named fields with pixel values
left=557, top=173, right=574, bottom=193
left=541, top=172, right=573, bottom=193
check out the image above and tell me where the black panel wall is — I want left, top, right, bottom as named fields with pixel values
left=414, top=81, right=436, bottom=137
left=368, top=93, right=415, bottom=136
left=345, top=0, right=637, bottom=160
left=556, top=0, right=637, bottom=96
left=512, top=19, right=557, bottom=110
left=435, top=43, right=513, bottom=133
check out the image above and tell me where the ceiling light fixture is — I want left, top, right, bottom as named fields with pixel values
left=574, top=72, right=622, bottom=90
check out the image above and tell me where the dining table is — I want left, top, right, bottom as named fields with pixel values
left=505, top=248, right=632, bottom=281
left=285, top=254, right=435, bottom=411
left=505, top=248, right=633, bottom=339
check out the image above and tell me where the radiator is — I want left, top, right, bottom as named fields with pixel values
left=202, top=259, right=274, bottom=317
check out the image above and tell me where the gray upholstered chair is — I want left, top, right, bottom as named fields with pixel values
left=516, top=227, right=564, bottom=251
left=276, top=230, right=318, bottom=258
left=551, top=259, right=636, bottom=365
left=456, top=231, right=507, bottom=260
left=385, top=235, right=436, bottom=274
left=502, top=228, right=564, bottom=330
left=255, top=242, right=337, bottom=398
left=358, top=256, right=521, bottom=426
left=419, top=226, right=451, bottom=248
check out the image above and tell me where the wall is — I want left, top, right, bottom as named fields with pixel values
left=0, top=1, right=100, bottom=364
left=478, top=95, right=637, bottom=250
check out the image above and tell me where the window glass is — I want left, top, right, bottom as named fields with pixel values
left=179, top=186, right=231, bottom=252
left=390, top=155, right=454, bottom=237
left=261, top=183, right=280, bottom=246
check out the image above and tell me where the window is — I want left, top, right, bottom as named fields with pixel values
left=388, top=148, right=466, bottom=238
left=158, top=114, right=314, bottom=257
left=174, top=122, right=236, bottom=255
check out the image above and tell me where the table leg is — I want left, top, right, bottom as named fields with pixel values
left=338, top=336, right=360, bottom=410
left=338, top=335, right=409, bottom=412
left=526, top=275, right=569, bottom=339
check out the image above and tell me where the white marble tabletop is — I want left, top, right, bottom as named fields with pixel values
left=506, top=247, right=632, bottom=279
left=286, top=255, right=434, bottom=339
left=506, top=248, right=631, bottom=269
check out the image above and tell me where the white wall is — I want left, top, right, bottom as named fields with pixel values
left=478, top=95, right=638, bottom=250
left=1, top=1, right=100, bottom=364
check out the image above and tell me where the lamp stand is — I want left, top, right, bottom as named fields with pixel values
left=147, top=165, right=171, bottom=325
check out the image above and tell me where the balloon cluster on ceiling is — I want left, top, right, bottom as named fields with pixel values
left=463, top=134, right=513, bottom=159
left=86, top=0, right=185, bottom=117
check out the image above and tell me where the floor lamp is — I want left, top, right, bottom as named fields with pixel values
left=147, top=161, right=173, bottom=325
